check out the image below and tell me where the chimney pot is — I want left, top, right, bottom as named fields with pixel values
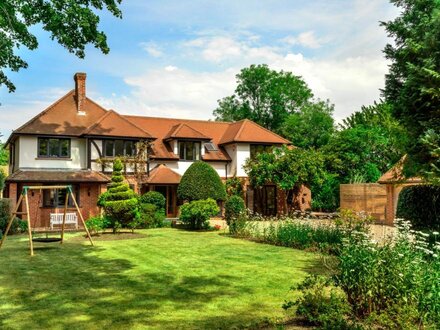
left=74, top=72, right=87, bottom=115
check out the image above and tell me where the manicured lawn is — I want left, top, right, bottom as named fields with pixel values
left=0, top=228, right=324, bottom=329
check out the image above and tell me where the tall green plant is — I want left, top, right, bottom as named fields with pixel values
left=101, top=158, right=138, bottom=233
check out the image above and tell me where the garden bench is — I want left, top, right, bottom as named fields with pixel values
left=50, top=212, right=78, bottom=230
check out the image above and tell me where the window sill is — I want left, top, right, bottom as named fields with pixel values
left=35, top=157, right=72, bottom=161
left=40, top=206, right=81, bottom=209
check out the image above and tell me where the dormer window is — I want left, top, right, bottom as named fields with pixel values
left=104, top=140, right=136, bottom=157
left=178, top=141, right=201, bottom=161
left=38, top=138, right=71, bottom=158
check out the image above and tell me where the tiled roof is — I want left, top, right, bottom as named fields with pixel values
left=126, top=116, right=233, bottom=161
left=219, top=119, right=290, bottom=145
left=13, top=90, right=107, bottom=136
left=83, top=110, right=154, bottom=139
left=377, top=157, right=424, bottom=184
left=147, top=164, right=181, bottom=184
left=164, top=123, right=210, bottom=141
left=6, top=170, right=110, bottom=183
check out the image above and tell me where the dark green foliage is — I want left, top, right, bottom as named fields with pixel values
left=0, top=199, right=27, bottom=236
left=213, top=64, right=313, bottom=132
left=396, top=185, right=440, bottom=230
left=0, top=0, right=122, bottom=92
left=225, top=177, right=244, bottom=197
left=281, top=99, right=335, bottom=149
left=140, top=191, right=166, bottom=214
left=179, top=198, right=219, bottom=230
left=101, top=159, right=138, bottom=232
left=0, top=170, right=5, bottom=193
left=283, top=275, right=354, bottom=330
left=382, top=0, right=440, bottom=179
left=137, top=203, right=165, bottom=229
left=311, top=172, right=340, bottom=212
left=225, top=195, right=245, bottom=226
left=177, top=161, right=226, bottom=202
left=0, top=140, right=8, bottom=166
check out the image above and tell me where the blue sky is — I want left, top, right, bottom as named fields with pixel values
left=0, top=0, right=399, bottom=140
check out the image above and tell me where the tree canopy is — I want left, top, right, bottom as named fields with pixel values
left=281, top=99, right=335, bottom=149
left=0, top=0, right=122, bottom=92
left=213, top=64, right=313, bottom=132
left=382, top=0, right=440, bottom=179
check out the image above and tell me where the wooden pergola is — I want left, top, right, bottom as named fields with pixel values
left=0, top=185, right=94, bottom=256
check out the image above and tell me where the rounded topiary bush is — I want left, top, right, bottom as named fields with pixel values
left=140, top=191, right=166, bottom=213
left=396, top=185, right=440, bottom=230
left=177, top=161, right=227, bottom=201
left=225, top=195, right=245, bottom=225
left=179, top=198, right=219, bottom=230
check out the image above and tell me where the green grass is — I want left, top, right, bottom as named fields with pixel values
left=0, top=228, right=324, bottom=329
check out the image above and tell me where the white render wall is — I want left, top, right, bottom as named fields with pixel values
left=235, top=143, right=250, bottom=177
left=18, top=136, right=86, bottom=169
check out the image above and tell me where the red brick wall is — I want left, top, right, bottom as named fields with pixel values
left=10, top=183, right=103, bottom=229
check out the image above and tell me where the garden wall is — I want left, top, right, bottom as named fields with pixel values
left=340, top=183, right=387, bottom=222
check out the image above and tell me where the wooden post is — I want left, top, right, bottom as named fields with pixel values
left=60, top=190, right=69, bottom=244
left=24, top=192, right=34, bottom=256
left=0, top=194, right=24, bottom=250
left=69, top=187, right=94, bottom=246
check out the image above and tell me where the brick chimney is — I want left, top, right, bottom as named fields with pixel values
left=74, top=72, right=87, bottom=115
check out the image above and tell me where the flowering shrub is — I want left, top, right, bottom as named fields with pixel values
left=335, top=219, right=440, bottom=327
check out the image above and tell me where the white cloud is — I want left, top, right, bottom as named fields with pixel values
left=281, top=31, right=322, bottom=49
left=140, top=42, right=163, bottom=57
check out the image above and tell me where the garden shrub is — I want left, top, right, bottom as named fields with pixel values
left=85, top=216, right=109, bottom=235
left=334, top=209, right=374, bottom=235
left=177, top=161, right=226, bottom=201
left=334, top=219, right=440, bottom=328
left=224, top=195, right=245, bottom=225
left=0, top=199, right=27, bottom=236
left=137, top=203, right=165, bottom=229
left=283, top=275, right=355, bottom=330
left=396, top=185, right=440, bottom=229
left=179, top=198, right=219, bottom=230
left=225, top=177, right=244, bottom=197
left=100, top=159, right=139, bottom=232
left=139, top=191, right=166, bottom=214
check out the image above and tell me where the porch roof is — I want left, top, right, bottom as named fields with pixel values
left=147, top=165, right=181, bottom=184
left=6, top=170, right=110, bottom=183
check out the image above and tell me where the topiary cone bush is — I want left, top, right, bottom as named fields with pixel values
left=177, top=161, right=227, bottom=202
left=101, top=158, right=138, bottom=233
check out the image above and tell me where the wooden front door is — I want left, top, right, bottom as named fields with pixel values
left=153, top=185, right=177, bottom=218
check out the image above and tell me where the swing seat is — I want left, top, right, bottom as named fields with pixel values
left=32, top=237, right=62, bottom=243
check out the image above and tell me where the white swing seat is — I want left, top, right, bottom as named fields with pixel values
left=50, top=213, right=78, bottom=230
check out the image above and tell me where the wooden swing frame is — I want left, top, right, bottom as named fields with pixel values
left=0, top=185, right=94, bottom=256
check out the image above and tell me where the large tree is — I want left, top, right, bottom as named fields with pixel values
left=382, top=0, right=440, bottom=179
left=213, top=64, right=313, bottom=132
left=0, top=0, right=122, bottom=92
left=281, top=99, right=335, bottom=149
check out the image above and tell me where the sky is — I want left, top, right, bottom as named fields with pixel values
left=0, top=0, right=399, bottom=141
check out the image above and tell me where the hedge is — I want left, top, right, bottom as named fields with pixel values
left=396, top=185, right=440, bottom=230
left=177, top=161, right=226, bottom=201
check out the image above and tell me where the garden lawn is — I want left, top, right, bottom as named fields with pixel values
left=0, top=228, right=324, bottom=329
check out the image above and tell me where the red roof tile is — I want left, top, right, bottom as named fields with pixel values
left=6, top=170, right=110, bottom=183
left=377, top=157, right=424, bottom=184
left=164, top=123, right=211, bottom=141
left=83, top=110, right=154, bottom=139
left=147, top=164, right=181, bottom=184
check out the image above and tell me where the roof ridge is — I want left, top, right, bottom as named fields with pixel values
left=82, top=110, right=113, bottom=135
left=13, top=90, right=75, bottom=134
left=124, top=114, right=231, bottom=124
left=108, top=109, right=155, bottom=138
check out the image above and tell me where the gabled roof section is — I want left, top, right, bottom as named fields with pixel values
left=83, top=110, right=155, bottom=139
left=219, top=119, right=290, bottom=145
left=147, top=164, right=181, bottom=184
left=164, top=123, right=211, bottom=141
left=377, top=156, right=424, bottom=184
left=13, top=90, right=108, bottom=136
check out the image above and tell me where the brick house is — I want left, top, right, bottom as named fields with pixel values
left=4, top=73, right=311, bottom=228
